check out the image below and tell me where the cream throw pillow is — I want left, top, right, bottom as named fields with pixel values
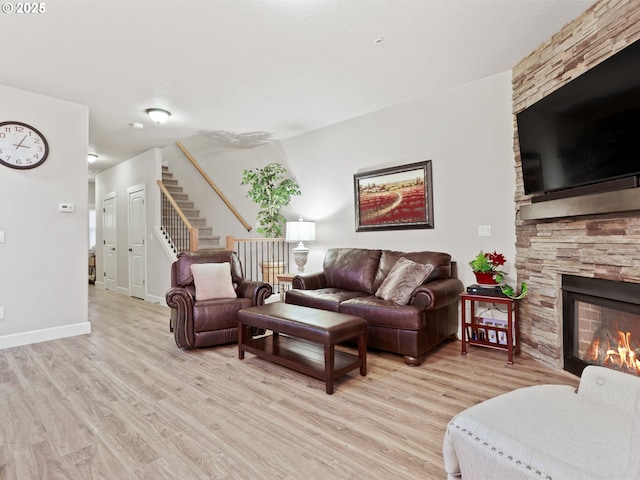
left=375, top=257, right=434, bottom=305
left=190, top=262, right=237, bottom=301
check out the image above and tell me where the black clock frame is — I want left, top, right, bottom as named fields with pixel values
left=0, top=120, right=49, bottom=170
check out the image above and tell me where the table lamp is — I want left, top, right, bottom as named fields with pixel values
left=285, top=217, right=316, bottom=272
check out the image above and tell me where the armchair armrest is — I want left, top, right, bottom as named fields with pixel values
left=237, top=281, right=273, bottom=305
left=411, top=278, right=464, bottom=310
left=292, top=271, right=327, bottom=290
left=578, top=365, right=640, bottom=415
left=165, top=286, right=195, bottom=348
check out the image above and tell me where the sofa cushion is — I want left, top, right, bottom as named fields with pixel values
left=190, top=262, right=237, bottom=301
left=375, top=257, right=434, bottom=305
left=323, top=248, right=382, bottom=294
left=339, top=296, right=425, bottom=330
left=285, top=288, right=370, bottom=312
left=373, top=250, right=451, bottom=292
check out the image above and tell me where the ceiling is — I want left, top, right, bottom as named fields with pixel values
left=1, top=0, right=597, bottom=176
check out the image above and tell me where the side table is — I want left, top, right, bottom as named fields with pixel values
left=460, top=292, right=519, bottom=364
left=276, top=273, right=296, bottom=302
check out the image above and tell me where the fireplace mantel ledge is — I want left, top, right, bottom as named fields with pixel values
left=519, top=187, right=640, bottom=221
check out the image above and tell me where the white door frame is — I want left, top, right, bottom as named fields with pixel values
left=102, top=192, right=117, bottom=291
left=127, top=183, right=147, bottom=300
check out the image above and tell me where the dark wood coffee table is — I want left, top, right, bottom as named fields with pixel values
left=238, top=303, right=367, bottom=394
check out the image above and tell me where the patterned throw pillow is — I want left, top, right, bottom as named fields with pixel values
left=375, top=257, right=434, bottom=305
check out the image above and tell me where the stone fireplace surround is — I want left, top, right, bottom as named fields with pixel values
left=512, top=0, right=640, bottom=370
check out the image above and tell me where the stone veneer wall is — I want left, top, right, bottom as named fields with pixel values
left=512, top=0, right=640, bottom=369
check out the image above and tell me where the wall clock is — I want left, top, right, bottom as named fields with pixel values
left=0, top=121, right=49, bottom=169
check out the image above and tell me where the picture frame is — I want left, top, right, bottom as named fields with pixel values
left=354, top=160, right=434, bottom=232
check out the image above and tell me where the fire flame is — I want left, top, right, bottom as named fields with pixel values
left=589, top=330, right=640, bottom=375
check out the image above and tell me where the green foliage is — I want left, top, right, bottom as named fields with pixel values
left=500, top=282, right=529, bottom=300
left=469, top=251, right=494, bottom=273
left=241, top=163, right=301, bottom=238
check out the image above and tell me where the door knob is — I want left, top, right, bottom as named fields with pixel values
left=111, top=248, right=116, bottom=251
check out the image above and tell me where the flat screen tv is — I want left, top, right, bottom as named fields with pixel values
left=516, top=39, right=640, bottom=197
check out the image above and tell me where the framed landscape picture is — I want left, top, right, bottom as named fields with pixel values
left=354, top=160, right=434, bottom=232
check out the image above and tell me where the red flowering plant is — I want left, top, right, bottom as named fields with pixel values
left=469, top=250, right=528, bottom=299
left=469, top=250, right=507, bottom=280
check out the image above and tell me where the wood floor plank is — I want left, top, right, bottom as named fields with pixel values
left=0, top=286, right=579, bottom=478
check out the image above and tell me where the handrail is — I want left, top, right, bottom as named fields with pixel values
left=226, top=236, right=274, bottom=250
left=157, top=180, right=199, bottom=252
left=176, top=141, right=253, bottom=232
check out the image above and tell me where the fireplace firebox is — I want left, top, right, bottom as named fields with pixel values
left=562, top=275, right=640, bottom=377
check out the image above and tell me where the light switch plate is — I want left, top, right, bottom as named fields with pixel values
left=0, top=231, right=4, bottom=243
left=478, top=225, right=491, bottom=237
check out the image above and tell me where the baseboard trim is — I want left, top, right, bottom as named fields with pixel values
left=0, top=322, right=92, bottom=350
left=146, top=293, right=166, bottom=306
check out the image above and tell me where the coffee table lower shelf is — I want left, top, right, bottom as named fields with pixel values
left=241, top=334, right=362, bottom=392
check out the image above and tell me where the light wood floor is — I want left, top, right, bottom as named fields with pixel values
left=0, top=287, right=578, bottom=479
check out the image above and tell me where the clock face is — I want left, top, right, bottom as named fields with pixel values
left=0, top=121, right=49, bottom=170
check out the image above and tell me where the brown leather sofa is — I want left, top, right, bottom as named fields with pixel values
left=285, top=248, right=464, bottom=366
left=166, top=250, right=272, bottom=348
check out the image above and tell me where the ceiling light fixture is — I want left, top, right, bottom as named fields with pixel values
left=88, top=153, right=98, bottom=163
left=146, top=108, right=171, bottom=124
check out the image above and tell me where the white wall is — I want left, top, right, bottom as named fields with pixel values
left=88, top=182, right=96, bottom=208
left=0, top=84, right=90, bottom=348
left=95, top=148, right=170, bottom=303
left=290, top=71, right=517, bottom=286
left=164, top=71, right=517, bottom=289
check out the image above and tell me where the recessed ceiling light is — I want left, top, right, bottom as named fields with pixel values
left=129, top=122, right=144, bottom=129
left=146, top=108, right=171, bottom=124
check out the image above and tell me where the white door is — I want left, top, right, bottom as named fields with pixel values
left=128, top=185, right=146, bottom=300
left=102, top=194, right=117, bottom=291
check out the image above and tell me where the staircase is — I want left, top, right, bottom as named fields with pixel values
left=161, top=166, right=221, bottom=250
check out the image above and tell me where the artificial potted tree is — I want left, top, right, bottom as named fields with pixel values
left=241, top=162, right=301, bottom=282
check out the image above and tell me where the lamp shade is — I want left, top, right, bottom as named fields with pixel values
left=286, top=218, right=316, bottom=243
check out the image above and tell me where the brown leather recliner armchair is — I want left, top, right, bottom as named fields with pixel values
left=166, top=250, right=272, bottom=348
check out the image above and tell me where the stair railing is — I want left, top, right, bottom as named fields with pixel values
left=226, top=236, right=290, bottom=289
left=157, top=180, right=199, bottom=253
left=176, top=141, right=252, bottom=232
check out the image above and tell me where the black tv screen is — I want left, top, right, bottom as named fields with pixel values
left=516, top=39, right=640, bottom=195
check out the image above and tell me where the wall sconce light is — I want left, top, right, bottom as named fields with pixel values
left=88, top=153, right=98, bottom=163
left=146, top=108, right=171, bottom=124
left=285, top=217, right=316, bottom=273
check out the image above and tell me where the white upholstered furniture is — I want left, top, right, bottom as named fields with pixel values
left=443, top=365, right=640, bottom=479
